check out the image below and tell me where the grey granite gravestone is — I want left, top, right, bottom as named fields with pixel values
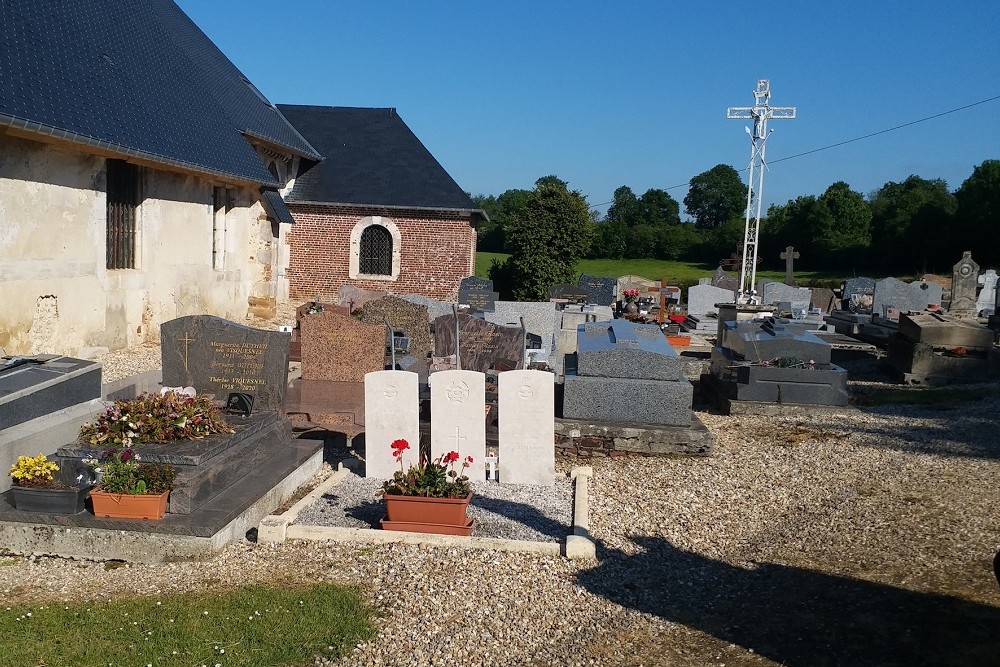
left=711, top=267, right=740, bottom=291
left=872, top=278, right=943, bottom=316
left=161, top=316, right=290, bottom=413
left=759, top=281, right=813, bottom=307
left=687, top=284, right=737, bottom=316
left=432, top=313, right=524, bottom=373
left=484, top=301, right=559, bottom=363
left=577, top=274, right=616, bottom=306
left=457, top=277, right=499, bottom=311
left=977, top=269, right=998, bottom=316
left=950, top=251, right=980, bottom=315
left=841, top=277, right=876, bottom=313
left=563, top=319, right=692, bottom=426
left=576, top=320, right=684, bottom=381
left=720, top=319, right=833, bottom=365
left=400, top=293, right=453, bottom=321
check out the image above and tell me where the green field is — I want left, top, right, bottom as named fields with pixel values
left=475, top=252, right=844, bottom=286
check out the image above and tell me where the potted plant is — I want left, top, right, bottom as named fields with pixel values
left=8, top=453, right=91, bottom=514
left=380, top=439, right=475, bottom=535
left=88, top=448, right=177, bottom=520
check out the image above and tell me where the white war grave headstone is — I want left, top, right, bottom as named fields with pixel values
left=430, top=369, right=486, bottom=481
left=498, top=369, right=554, bottom=486
left=363, top=370, right=419, bottom=478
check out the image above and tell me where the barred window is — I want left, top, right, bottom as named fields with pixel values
left=106, top=159, right=139, bottom=269
left=359, top=225, right=392, bottom=276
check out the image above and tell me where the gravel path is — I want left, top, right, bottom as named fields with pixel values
left=4, top=344, right=999, bottom=666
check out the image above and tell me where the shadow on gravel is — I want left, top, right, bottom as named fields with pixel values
left=845, top=404, right=1000, bottom=461
left=577, top=536, right=1000, bottom=667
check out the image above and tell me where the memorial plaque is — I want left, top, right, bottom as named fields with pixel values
left=161, top=316, right=290, bottom=412
left=433, top=314, right=524, bottom=373
left=577, top=274, right=616, bottom=306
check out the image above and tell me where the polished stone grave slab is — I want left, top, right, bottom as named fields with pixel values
left=1, top=355, right=101, bottom=431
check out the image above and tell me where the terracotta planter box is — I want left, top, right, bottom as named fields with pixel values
left=10, top=485, right=90, bottom=514
left=383, top=493, right=472, bottom=526
left=90, top=490, right=169, bottom=520
left=380, top=517, right=475, bottom=536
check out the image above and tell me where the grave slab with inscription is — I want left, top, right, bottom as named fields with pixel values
left=457, top=277, right=499, bottom=311
left=364, top=370, right=420, bottom=478
left=161, top=316, right=290, bottom=413
left=433, top=314, right=524, bottom=373
left=430, top=369, right=486, bottom=480
left=577, top=274, right=616, bottom=306
left=498, top=369, right=554, bottom=485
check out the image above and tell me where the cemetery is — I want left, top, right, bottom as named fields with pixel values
left=1, top=3, right=998, bottom=664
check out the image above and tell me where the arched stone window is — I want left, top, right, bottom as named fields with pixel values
left=349, top=216, right=401, bottom=280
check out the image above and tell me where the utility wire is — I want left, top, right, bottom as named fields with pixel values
left=589, top=93, right=1000, bottom=209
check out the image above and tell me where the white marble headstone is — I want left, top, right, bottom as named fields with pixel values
left=430, top=369, right=486, bottom=481
left=364, top=370, right=420, bottom=478
left=498, top=369, right=555, bottom=486
left=976, top=269, right=998, bottom=316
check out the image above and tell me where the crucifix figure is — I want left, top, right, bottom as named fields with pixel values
left=780, top=246, right=800, bottom=286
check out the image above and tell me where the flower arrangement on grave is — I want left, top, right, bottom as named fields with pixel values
left=79, top=391, right=233, bottom=447
left=381, top=439, right=473, bottom=499
left=95, top=447, right=176, bottom=495
left=305, top=299, right=325, bottom=315
left=8, top=453, right=66, bottom=489
left=622, top=288, right=641, bottom=303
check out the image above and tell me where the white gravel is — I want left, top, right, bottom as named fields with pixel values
left=293, top=472, right=574, bottom=542
left=4, top=342, right=996, bottom=666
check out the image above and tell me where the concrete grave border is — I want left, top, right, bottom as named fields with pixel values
left=259, top=465, right=596, bottom=560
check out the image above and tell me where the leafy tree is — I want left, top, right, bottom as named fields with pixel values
left=606, top=186, right=641, bottom=227
left=489, top=177, right=594, bottom=300
left=955, top=160, right=1000, bottom=265
left=814, top=181, right=871, bottom=257
left=470, top=193, right=502, bottom=252
left=684, top=164, right=747, bottom=229
left=590, top=220, right=628, bottom=259
left=870, top=175, right=957, bottom=271
left=639, top=188, right=681, bottom=227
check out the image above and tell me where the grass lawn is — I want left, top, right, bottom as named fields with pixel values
left=475, top=252, right=844, bottom=285
left=1, top=582, right=375, bottom=667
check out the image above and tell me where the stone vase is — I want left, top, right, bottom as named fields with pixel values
left=90, top=489, right=169, bottom=520
left=624, top=301, right=639, bottom=315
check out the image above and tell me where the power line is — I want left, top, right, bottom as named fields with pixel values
left=589, top=93, right=1000, bottom=209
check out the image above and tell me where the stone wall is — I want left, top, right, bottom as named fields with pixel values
left=287, top=204, right=476, bottom=302
left=0, top=135, right=288, bottom=355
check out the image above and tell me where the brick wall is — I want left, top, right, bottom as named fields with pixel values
left=287, top=204, right=476, bottom=302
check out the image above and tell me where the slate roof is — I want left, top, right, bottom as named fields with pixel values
left=0, top=0, right=321, bottom=187
left=277, top=105, right=482, bottom=215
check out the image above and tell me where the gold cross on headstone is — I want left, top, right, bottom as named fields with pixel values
left=178, top=332, right=195, bottom=373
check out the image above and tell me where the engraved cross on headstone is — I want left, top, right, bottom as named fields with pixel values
left=450, top=426, right=466, bottom=453
left=178, top=332, right=195, bottom=373
left=780, top=246, right=800, bottom=286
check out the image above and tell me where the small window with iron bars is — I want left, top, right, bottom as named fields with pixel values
left=359, top=225, right=392, bottom=275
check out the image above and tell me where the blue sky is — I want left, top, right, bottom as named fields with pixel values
left=177, top=1, right=999, bottom=218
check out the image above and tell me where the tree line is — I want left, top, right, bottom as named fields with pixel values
left=472, top=159, right=1000, bottom=299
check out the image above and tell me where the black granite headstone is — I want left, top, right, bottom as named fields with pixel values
left=548, top=284, right=588, bottom=302
left=577, top=274, right=616, bottom=306
left=841, top=277, right=876, bottom=313
left=0, top=355, right=101, bottom=430
left=160, top=316, right=290, bottom=413
left=457, top=277, right=498, bottom=311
